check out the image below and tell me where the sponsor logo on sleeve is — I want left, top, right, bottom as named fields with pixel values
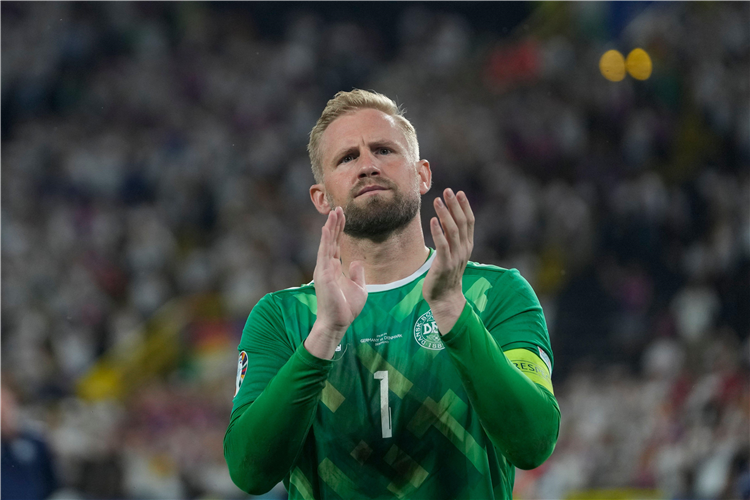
left=510, top=359, right=551, bottom=382
left=414, top=310, right=444, bottom=350
left=234, top=351, right=248, bottom=397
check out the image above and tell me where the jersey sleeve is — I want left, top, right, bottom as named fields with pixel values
left=225, top=292, right=333, bottom=495
left=441, top=303, right=560, bottom=470
left=480, top=269, right=554, bottom=373
left=232, top=293, right=296, bottom=413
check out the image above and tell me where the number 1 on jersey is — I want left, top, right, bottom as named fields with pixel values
left=374, top=371, right=392, bottom=438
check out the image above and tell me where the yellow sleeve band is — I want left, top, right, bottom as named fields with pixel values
left=504, top=348, right=554, bottom=395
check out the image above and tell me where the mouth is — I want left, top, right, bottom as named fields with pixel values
left=355, top=185, right=389, bottom=197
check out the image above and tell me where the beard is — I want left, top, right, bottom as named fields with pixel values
left=335, top=182, right=421, bottom=242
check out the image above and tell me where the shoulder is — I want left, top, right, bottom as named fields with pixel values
left=463, top=262, right=540, bottom=307
left=465, top=260, right=508, bottom=276
left=465, top=261, right=529, bottom=288
left=269, top=281, right=315, bottom=295
left=270, top=281, right=317, bottom=310
left=241, top=284, right=318, bottom=349
left=260, top=281, right=317, bottom=306
left=268, top=281, right=315, bottom=297
left=245, top=282, right=317, bottom=324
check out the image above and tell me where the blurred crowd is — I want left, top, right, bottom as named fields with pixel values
left=2, top=2, right=748, bottom=499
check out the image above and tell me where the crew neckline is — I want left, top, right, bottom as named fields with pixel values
left=366, top=248, right=435, bottom=293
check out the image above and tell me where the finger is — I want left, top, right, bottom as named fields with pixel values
left=328, top=208, right=341, bottom=249
left=444, top=188, right=468, bottom=246
left=430, top=216, right=451, bottom=262
left=334, top=205, right=345, bottom=235
left=334, top=207, right=346, bottom=259
left=337, top=207, right=346, bottom=241
left=434, top=195, right=460, bottom=251
left=317, top=224, right=332, bottom=273
left=456, top=191, right=475, bottom=247
left=349, top=260, right=366, bottom=289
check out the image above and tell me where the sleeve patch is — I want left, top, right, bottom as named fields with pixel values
left=234, top=351, right=249, bottom=397
left=538, top=347, right=552, bottom=375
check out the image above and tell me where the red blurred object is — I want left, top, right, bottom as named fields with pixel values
left=190, top=319, right=233, bottom=351
left=485, top=39, right=541, bottom=91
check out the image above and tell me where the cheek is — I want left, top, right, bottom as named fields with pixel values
left=406, top=168, right=422, bottom=193
left=323, top=176, right=352, bottom=205
left=413, top=178, right=424, bottom=197
left=325, top=192, right=335, bottom=209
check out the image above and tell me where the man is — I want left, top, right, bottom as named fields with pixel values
left=1, top=380, right=59, bottom=500
left=224, top=89, right=560, bottom=499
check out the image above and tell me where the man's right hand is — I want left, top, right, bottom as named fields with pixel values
left=304, top=207, right=367, bottom=359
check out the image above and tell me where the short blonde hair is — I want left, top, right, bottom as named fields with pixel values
left=307, top=89, right=419, bottom=183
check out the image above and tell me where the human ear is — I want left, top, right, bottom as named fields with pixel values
left=310, top=183, right=331, bottom=214
left=417, top=160, right=432, bottom=195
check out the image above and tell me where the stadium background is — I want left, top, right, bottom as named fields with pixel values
left=2, top=2, right=748, bottom=499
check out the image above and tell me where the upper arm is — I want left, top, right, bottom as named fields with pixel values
left=503, top=348, right=554, bottom=394
left=232, top=293, right=296, bottom=413
left=478, top=268, right=555, bottom=384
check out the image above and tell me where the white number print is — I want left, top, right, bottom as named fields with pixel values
left=373, top=370, right=392, bottom=438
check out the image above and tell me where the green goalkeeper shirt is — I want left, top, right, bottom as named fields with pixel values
left=225, top=251, right=560, bottom=499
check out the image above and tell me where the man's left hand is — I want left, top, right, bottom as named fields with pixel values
left=423, top=188, right=475, bottom=334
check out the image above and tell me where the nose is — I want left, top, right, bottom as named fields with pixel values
left=357, top=149, right=381, bottom=178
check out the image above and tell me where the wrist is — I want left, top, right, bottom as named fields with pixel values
left=428, top=292, right=466, bottom=335
left=305, top=321, right=347, bottom=360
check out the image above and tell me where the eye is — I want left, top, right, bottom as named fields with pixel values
left=340, top=154, right=355, bottom=164
left=376, top=147, right=391, bottom=155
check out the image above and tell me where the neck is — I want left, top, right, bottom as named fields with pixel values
left=340, top=217, right=430, bottom=285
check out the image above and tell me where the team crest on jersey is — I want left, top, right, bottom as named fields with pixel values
left=414, top=310, right=444, bottom=350
left=234, top=351, right=248, bottom=396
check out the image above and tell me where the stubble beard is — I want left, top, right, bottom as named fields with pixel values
left=335, top=185, right=421, bottom=243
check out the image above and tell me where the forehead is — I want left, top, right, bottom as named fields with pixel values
left=320, top=108, right=408, bottom=164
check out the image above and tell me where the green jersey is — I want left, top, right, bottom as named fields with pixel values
left=228, top=251, right=556, bottom=500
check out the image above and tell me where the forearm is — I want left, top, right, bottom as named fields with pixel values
left=442, top=303, right=561, bottom=470
left=224, top=344, right=332, bottom=494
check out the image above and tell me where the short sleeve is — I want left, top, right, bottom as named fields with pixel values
left=232, top=293, right=296, bottom=413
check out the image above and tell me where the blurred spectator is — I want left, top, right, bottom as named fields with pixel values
left=1, top=379, right=59, bottom=500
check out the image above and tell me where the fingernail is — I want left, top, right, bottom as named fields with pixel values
left=446, top=189, right=454, bottom=198
left=436, top=198, right=443, bottom=207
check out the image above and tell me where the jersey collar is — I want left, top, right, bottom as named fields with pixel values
left=366, top=248, right=435, bottom=293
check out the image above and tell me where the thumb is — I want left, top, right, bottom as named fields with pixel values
left=349, top=261, right=366, bottom=289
